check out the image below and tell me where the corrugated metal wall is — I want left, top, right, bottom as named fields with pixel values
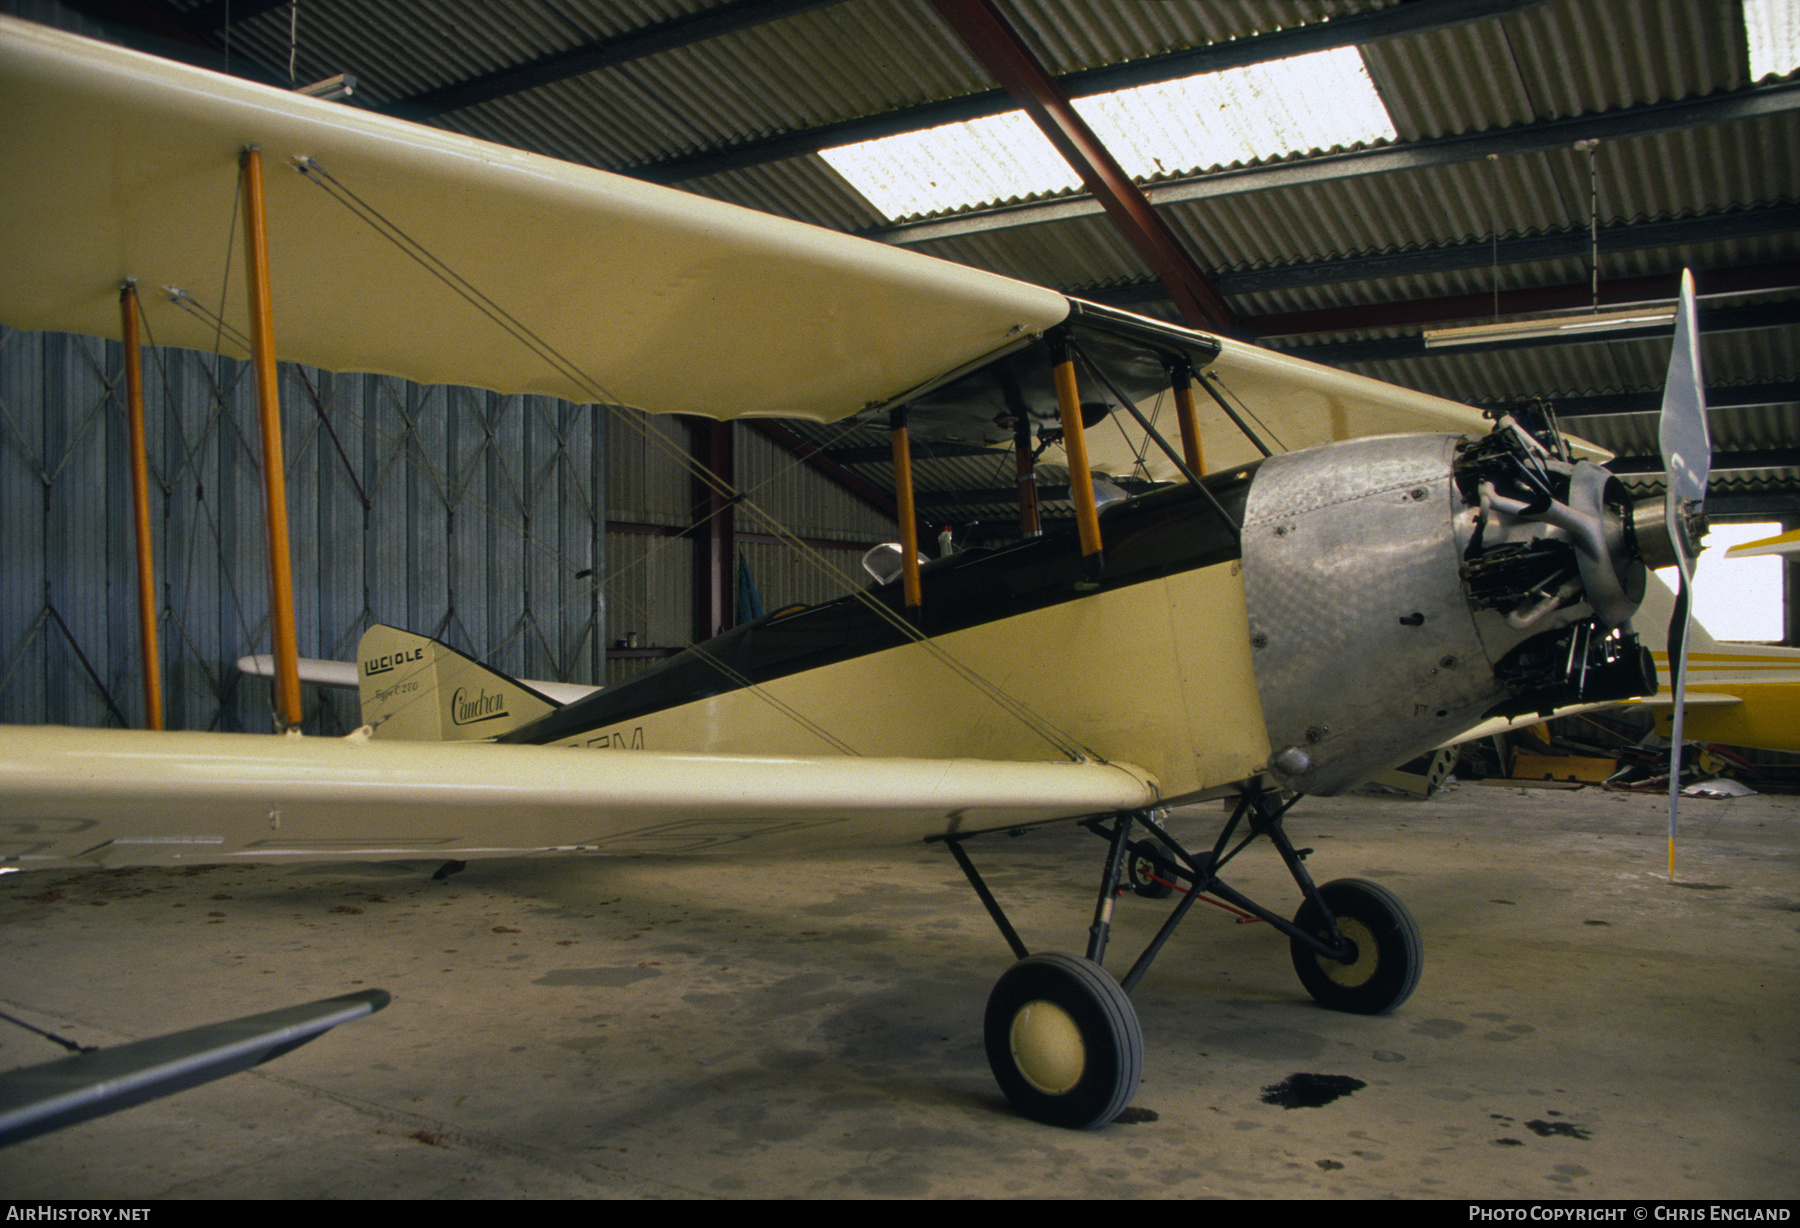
left=736, top=422, right=897, bottom=613
left=603, top=408, right=694, bottom=685
left=3, top=329, right=908, bottom=711
left=0, top=327, right=605, bottom=733
left=600, top=415, right=902, bottom=685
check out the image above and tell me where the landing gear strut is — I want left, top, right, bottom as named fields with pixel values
left=938, top=788, right=1422, bottom=1128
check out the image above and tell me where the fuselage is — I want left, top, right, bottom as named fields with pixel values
left=508, top=472, right=1274, bottom=803
left=506, top=427, right=1663, bottom=801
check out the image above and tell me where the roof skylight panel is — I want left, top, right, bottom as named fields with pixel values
left=1074, top=47, right=1396, bottom=179
left=819, top=111, right=1078, bottom=220
left=821, top=47, right=1397, bottom=221
left=1744, top=0, right=1800, bottom=81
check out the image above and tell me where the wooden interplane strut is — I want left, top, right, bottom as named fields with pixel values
left=239, top=147, right=303, bottom=730
left=118, top=282, right=164, bottom=730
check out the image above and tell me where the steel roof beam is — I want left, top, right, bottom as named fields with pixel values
left=1703, top=492, right=1800, bottom=515
left=871, top=80, right=1800, bottom=246
left=631, top=0, right=1543, bottom=182
left=928, top=0, right=1231, bottom=328
left=55, top=0, right=291, bottom=77
left=1081, top=205, right=1800, bottom=303
left=1492, top=382, right=1800, bottom=418
left=389, top=0, right=846, bottom=119
left=1282, top=300, right=1800, bottom=364
left=1606, top=448, right=1800, bottom=477
left=1243, top=262, right=1800, bottom=339
left=179, top=0, right=291, bottom=31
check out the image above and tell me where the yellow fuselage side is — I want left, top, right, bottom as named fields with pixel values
left=561, top=562, right=1273, bottom=804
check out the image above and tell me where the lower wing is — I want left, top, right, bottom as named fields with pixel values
left=0, top=726, right=1160, bottom=871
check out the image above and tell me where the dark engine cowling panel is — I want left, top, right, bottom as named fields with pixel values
left=1240, top=425, right=1655, bottom=796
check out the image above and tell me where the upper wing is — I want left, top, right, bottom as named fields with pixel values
left=1198, top=337, right=1599, bottom=468
left=0, top=17, right=1067, bottom=421
left=0, top=725, right=1159, bottom=871
left=1068, top=326, right=1608, bottom=480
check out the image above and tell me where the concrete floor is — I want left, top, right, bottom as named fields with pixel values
left=1, top=781, right=1796, bottom=1199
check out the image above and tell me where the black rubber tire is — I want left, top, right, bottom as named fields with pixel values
left=984, top=953, right=1143, bottom=1129
left=1289, top=878, right=1423, bottom=1015
left=1127, top=839, right=1175, bottom=899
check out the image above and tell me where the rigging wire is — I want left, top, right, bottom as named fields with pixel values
left=154, top=285, right=883, bottom=746
left=137, top=239, right=273, bottom=729
left=1202, top=370, right=1287, bottom=456
left=286, top=157, right=1091, bottom=760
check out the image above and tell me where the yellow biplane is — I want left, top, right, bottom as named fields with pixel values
left=0, top=18, right=1705, bottom=1131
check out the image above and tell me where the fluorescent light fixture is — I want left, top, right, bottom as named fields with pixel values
left=1423, top=306, right=1677, bottom=349
left=821, top=48, right=1395, bottom=221
left=297, top=73, right=356, bottom=101
left=1745, top=0, right=1800, bottom=82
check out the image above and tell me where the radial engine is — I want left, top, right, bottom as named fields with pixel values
left=1241, top=417, right=1667, bottom=795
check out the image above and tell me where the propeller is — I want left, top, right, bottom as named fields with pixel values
left=1657, top=270, right=1710, bottom=883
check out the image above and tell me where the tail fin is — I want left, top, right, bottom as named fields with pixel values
left=356, top=625, right=560, bottom=741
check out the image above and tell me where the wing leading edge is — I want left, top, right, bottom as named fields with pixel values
left=0, top=17, right=1068, bottom=422
left=0, top=725, right=1160, bottom=870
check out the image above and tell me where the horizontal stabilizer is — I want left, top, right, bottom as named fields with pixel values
left=0, top=989, right=388, bottom=1148
left=237, top=654, right=359, bottom=690
left=239, top=651, right=598, bottom=705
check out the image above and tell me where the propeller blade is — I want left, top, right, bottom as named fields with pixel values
left=1659, top=270, right=1707, bottom=882
left=1658, top=270, right=1710, bottom=506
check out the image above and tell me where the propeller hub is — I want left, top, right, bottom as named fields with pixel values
left=1625, top=495, right=1707, bottom=572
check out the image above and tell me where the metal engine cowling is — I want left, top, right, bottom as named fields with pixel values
left=1240, top=426, right=1656, bottom=796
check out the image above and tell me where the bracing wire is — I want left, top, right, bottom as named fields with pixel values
left=137, top=227, right=274, bottom=728
left=156, top=282, right=881, bottom=749
left=288, top=157, right=1092, bottom=761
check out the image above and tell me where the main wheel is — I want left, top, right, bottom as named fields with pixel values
left=1289, top=878, right=1422, bottom=1015
left=984, top=953, right=1143, bottom=1129
left=1127, top=839, right=1175, bottom=899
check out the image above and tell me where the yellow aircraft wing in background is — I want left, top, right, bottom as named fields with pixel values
left=1447, top=573, right=1800, bottom=755
left=1725, top=527, right=1800, bottom=559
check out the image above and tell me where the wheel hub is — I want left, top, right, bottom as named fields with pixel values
left=1318, top=916, right=1378, bottom=988
left=1009, top=1000, right=1086, bottom=1095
